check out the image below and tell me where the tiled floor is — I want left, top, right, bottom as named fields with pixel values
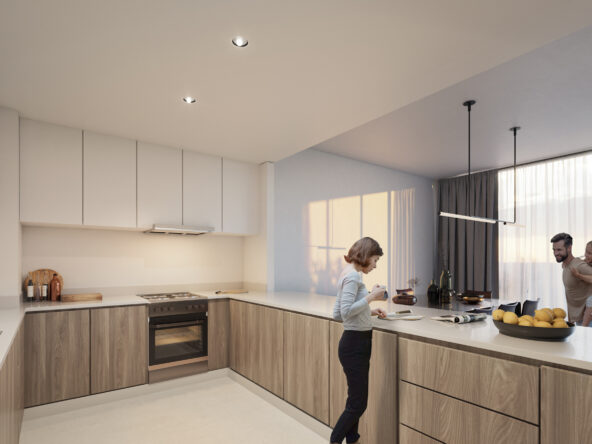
left=20, top=370, right=330, bottom=444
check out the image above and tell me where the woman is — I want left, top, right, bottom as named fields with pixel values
left=330, top=237, right=387, bottom=444
left=571, top=241, right=592, bottom=326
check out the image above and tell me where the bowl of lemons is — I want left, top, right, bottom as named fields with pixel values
left=492, top=307, right=575, bottom=341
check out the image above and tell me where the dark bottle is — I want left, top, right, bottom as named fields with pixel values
left=439, top=269, right=453, bottom=304
left=427, top=279, right=439, bottom=305
left=49, top=273, right=61, bottom=302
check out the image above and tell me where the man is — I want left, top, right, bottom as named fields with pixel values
left=551, top=233, right=592, bottom=323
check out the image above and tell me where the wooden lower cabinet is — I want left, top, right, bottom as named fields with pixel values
left=399, top=425, right=440, bottom=444
left=0, top=323, right=24, bottom=444
left=399, top=338, right=539, bottom=424
left=399, top=382, right=538, bottom=444
left=283, top=312, right=329, bottom=423
left=25, top=310, right=90, bottom=407
left=208, top=299, right=230, bottom=370
left=541, top=366, right=592, bottom=444
left=229, top=301, right=283, bottom=397
left=90, top=305, right=148, bottom=394
left=329, top=322, right=397, bottom=444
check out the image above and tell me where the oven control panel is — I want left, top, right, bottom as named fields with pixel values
left=149, top=301, right=208, bottom=317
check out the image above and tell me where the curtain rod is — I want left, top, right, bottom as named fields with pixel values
left=444, top=147, right=592, bottom=179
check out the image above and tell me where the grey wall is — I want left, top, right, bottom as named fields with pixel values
left=274, top=148, right=435, bottom=297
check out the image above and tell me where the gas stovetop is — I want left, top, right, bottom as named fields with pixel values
left=138, top=292, right=208, bottom=303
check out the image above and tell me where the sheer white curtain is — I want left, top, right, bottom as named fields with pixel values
left=498, top=152, right=592, bottom=308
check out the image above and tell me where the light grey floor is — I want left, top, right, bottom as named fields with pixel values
left=20, top=371, right=330, bottom=444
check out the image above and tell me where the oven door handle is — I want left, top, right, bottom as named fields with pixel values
left=152, top=320, right=202, bottom=329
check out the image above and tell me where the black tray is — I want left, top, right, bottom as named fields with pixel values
left=493, top=320, right=575, bottom=341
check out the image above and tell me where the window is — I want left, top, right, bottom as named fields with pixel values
left=498, top=152, right=592, bottom=308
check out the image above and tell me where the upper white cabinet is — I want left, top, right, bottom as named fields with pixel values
left=183, top=150, right=222, bottom=231
left=222, top=159, right=260, bottom=235
left=83, top=131, right=136, bottom=228
left=137, top=142, right=182, bottom=228
left=20, top=119, right=82, bottom=225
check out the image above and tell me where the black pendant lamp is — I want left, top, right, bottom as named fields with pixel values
left=439, top=99, right=520, bottom=225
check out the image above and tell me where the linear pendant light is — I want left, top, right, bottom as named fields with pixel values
left=439, top=100, right=521, bottom=225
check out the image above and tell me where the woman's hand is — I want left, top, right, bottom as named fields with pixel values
left=366, top=285, right=386, bottom=303
left=371, top=308, right=387, bottom=319
left=571, top=267, right=583, bottom=280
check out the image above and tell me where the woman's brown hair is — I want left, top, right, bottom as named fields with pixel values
left=344, top=237, right=383, bottom=267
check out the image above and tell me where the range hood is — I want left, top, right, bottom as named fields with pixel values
left=144, top=224, right=214, bottom=236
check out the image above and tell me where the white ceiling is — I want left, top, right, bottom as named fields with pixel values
left=315, top=25, right=592, bottom=179
left=1, top=1, right=592, bottom=169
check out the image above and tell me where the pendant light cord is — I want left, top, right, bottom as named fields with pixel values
left=463, top=100, right=476, bottom=217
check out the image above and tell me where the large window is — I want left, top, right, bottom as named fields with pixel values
left=498, top=152, right=592, bottom=308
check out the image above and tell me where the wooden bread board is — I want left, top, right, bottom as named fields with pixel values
left=214, top=289, right=248, bottom=294
left=23, top=269, right=64, bottom=293
left=61, top=293, right=103, bottom=302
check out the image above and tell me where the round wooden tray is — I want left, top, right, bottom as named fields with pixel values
left=23, top=269, right=64, bottom=295
left=493, top=319, right=575, bottom=341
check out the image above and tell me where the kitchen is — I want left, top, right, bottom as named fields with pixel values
left=2, top=2, right=592, bottom=444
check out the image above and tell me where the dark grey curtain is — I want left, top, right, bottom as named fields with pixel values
left=437, top=170, right=499, bottom=297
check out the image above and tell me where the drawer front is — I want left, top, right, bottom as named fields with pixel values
left=400, top=425, right=440, bottom=444
left=400, top=382, right=538, bottom=444
left=399, top=338, right=539, bottom=424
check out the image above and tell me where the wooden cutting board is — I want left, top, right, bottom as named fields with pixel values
left=214, top=289, right=248, bottom=294
left=23, top=269, right=64, bottom=294
left=61, top=293, right=103, bottom=302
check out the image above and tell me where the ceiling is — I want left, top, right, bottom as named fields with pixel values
left=1, top=1, right=592, bottom=170
left=315, top=24, right=592, bottom=179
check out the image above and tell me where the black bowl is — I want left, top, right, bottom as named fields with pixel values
left=493, top=319, right=575, bottom=341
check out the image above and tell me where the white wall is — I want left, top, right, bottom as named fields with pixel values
left=274, top=149, right=434, bottom=297
left=0, top=107, right=21, bottom=303
left=22, top=227, right=244, bottom=295
left=242, top=162, right=274, bottom=291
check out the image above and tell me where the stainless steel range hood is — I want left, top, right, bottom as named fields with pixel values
left=144, top=224, right=214, bottom=236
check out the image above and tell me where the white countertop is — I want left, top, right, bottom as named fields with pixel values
left=0, top=305, right=25, bottom=369
left=199, top=290, right=592, bottom=372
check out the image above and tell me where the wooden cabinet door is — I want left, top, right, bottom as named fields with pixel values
left=541, top=366, right=592, bottom=444
left=208, top=299, right=230, bottom=370
left=229, top=300, right=251, bottom=379
left=284, top=311, right=329, bottom=423
left=0, top=323, right=24, bottom=444
left=330, top=322, right=397, bottom=444
left=400, top=382, right=538, bottom=444
left=90, top=306, right=148, bottom=394
left=251, top=304, right=283, bottom=397
left=25, top=310, right=90, bottom=406
left=365, top=330, right=397, bottom=444
left=399, top=425, right=440, bottom=444
left=83, top=131, right=136, bottom=228
left=183, top=150, right=222, bottom=231
left=20, top=119, right=82, bottom=225
left=222, top=158, right=260, bottom=235
left=399, top=338, right=539, bottom=424
left=137, top=142, right=182, bottom=227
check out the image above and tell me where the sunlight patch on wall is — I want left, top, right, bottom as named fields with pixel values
left=306, top=189, right=415, bottom=295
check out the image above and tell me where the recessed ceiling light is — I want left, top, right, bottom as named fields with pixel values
left=232, top=36, right=248, bottom=47
left=183, top=96, right=196, bottom=104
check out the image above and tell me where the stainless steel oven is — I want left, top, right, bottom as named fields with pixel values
left=140, top=293, right=208, bottom=382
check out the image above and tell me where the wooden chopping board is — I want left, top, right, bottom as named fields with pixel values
left=61, top=293, right=103, bottom=302
left=23, top=269, right=64, bottom=294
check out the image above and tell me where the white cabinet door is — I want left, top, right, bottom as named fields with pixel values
left=137, top=142, right=182, bottom=227
left=20, top=119, right=82, bottom=225
left=83, top=131, right=136, bottom=228
left=222, top=159, right=260, bottom=235
left=183, top=150, right=222, bottom=231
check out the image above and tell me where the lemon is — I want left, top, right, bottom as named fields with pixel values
left=552, top=308, right=567, bottom=320
left=518, top=319, right=533, bottom=327
left=519, top=315, right=535, bottom=324
left=543, top=308, right=554, bottom=318
left=552, top=320, right=568, bottom=328
left=503, top=312, right=519, bottom=324
left=534, top=320, right=552, bottom=328
left=492, top=309, right=505, bottom=321
left=535, top=309, right=553, bottom=323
